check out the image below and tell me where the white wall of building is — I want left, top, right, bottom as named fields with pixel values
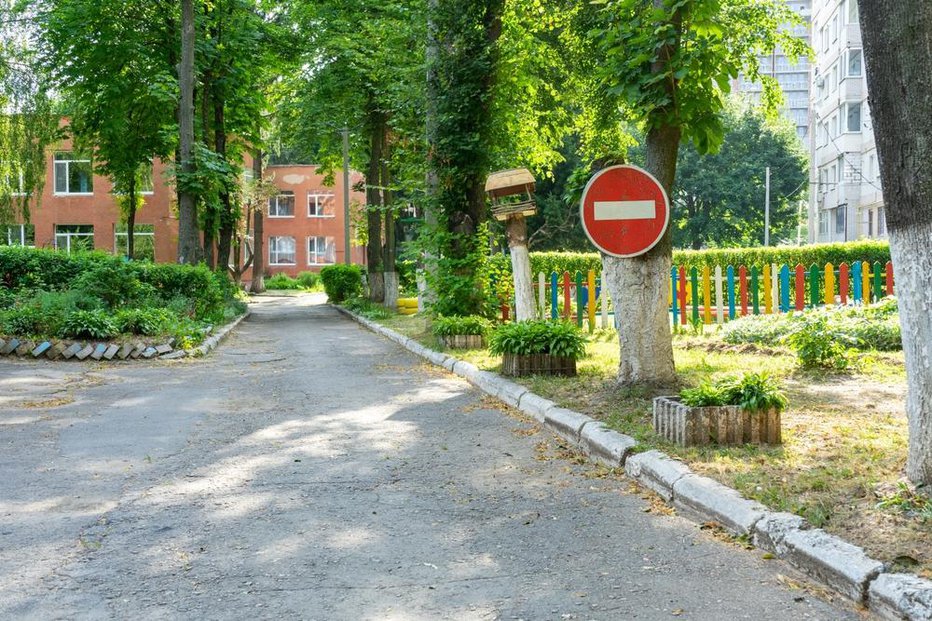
left=809, top=0, right=886, bottom=243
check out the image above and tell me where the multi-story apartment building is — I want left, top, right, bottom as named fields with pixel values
left=1, top=135, right=364, bottom=281
left=736, top=1, right=812, bottom=141
left=808, top=0, right=886, bottom=243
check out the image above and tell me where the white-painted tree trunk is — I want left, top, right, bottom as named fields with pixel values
left=889, top=223, right=932, bottom=484
left=602, top=251, right=676, bottom=386
left=507, top=215, right=535, bottom=322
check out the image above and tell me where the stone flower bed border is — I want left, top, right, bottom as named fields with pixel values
left=0, top=310, right=250, bottom=362
left=335, top=305, right=932, bottom=621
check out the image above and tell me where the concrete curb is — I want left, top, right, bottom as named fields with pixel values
left=185, top=310, right=252, bottom=358
left=334, top=304, right=932, bottom=619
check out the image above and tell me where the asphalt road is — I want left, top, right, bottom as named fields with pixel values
left=0, top=294, right=860, bottom=620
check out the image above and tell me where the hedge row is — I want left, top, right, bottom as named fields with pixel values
left=489, top=241, right=892, bottom=277
left=0, top=246, right=233, bottom=321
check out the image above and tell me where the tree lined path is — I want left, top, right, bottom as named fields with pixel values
left=0, top=296, right=854, bottom=619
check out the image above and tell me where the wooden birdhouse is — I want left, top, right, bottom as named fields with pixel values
left=485, top=168, right=537, bottom=221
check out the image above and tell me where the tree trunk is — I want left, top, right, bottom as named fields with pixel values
left=382, top=151, right=398, bottom=309
left=176, top=0, right=201, bottom=265
left=366, top=109, right=385, bottom=303
left=507, top=215, right=535, bottom=321
left=251, top=149, right=265, bottom=293
left=860, top=0, right=932, bottom=485
left=602, top=125, right=679, bottom=386
left=126, top=174, right=136, bottom=260
left=214, top=92, right=233, bottom=273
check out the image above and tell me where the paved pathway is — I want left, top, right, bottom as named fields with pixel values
left=0, top=295, right=859, bottom=620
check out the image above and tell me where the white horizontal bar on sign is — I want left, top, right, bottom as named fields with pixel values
left=593, top=200, right=656, bottom=221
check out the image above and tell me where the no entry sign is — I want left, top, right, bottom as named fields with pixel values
left=579, top=165, right=670, bottom=258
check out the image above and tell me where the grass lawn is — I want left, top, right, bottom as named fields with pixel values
left=377, top=312, right=930, bottom=577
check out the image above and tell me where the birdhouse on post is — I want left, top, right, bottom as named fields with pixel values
left=486, top=168, right=537, bottom=321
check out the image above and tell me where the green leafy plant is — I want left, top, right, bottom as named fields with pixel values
left=680, top=372, right=787, bottom=413
left=266, top=273, right=304, bottom=290
left=320, top=264, right=363, bottom=303
left=343, top=296, right=392, bottom=320
left=432, top=315, right=491, bottom=337
left=114, top=308, right=173, bottom=336
left=787, top=314, right=859, bottom=370
left=59, top=309, right=118, bottom=339
left=296, top=271, right=321, bottom=289
left=489, top=320, right=587, bottom=359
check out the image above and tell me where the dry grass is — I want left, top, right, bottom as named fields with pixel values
left=374, top=312, right=930, bottom=576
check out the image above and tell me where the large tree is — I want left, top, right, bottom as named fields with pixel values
left=670, top=100, right=807, bottom=249
left=40, top=0, right=178, bottom=259
left=580, top=0, right=804, bottom=385
left=859, top=0, right=932, bottom=485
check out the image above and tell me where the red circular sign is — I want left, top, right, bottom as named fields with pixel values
left=579, top=165, right=670, bottom=258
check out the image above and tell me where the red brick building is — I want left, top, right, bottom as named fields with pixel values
left=3, top=136, right=365, bottom=278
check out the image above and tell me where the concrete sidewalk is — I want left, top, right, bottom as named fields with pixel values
left=0, top=294, right=857, bottom=620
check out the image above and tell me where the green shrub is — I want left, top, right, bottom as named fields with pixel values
left=432, top=315, right=491, bottom=337
left=320, top=264, right=363, bottom=303
left=681, top=372, right=787, bottom=413
left=487, top=241, right=892, bottom=280
left=786, top=314, right=858, bottom=370
left=296, top=271, right=321, bottom=289
left=0, top=306, right=47, bottom=337
left=489, top=320, right=587, bottom=359
left=0, top=287, right=14, bottom=310
left=74, top=263, right=144, bottom=308
left=59, top=309, right=119, bottom=339
left=137, top=263, right=227, bottom=321
left=343, top=296, right=392, bottom=319
left=266, top=273, right=303, bottom=290
left=115, top=308, right=173, bottom=335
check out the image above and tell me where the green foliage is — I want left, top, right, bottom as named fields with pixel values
left=320, top=264, right=363, bottom=303
left=486, top=242, right=893, bottom=280
left=343, top=296, right=393, bottom=320
left=59, top=310, right=119, bottom=339
left=432, top=315, right=492, bottom=337
left=296, top=271, right=321, bottom=289
left=680, top=372, right=787, bottom=413
left=422, top=224, right=498, bottom=318
left=489, top=320, right=587, bottom=359
left=74, top=264, right=146, bottom=308
left=266, top=273, right=304, bottom=290
left=786, top=313, right=858, bottom=370
left=668, top=100, right=809, bottom=249
left=722, top=301, right=902, bottom=353
left=114, top=308, right=173, bottom=336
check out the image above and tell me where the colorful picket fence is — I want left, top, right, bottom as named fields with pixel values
left=497, top=260, right=895, bottom=332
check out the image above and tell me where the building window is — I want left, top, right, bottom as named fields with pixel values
left=845, top=102, right=862, bottom=133
left=54, top=152, right=94, bottom=195
left=0, top=224, right=35, bottom=246
left=2, top=165, right=25, bottom=196
left=848, top=0, right=859, bottom=24
left=308, top=191, right=335, bottom=217
left=55, top=225, right=94, bottom=253
left=307, top=236, right=336, bottom=265
left=846, top=49, right=862, bottom=77
left=269, top=191, right=295, bottom=217
left=114, top=224, right=155, bottom=261
left=835, top=207, right=846, bottom=234
left=867, top=209, right=874, bottom=237
left=831, top=13, right=839, bottom=41
left=818, top=210, right=829, bottom=236
left=878, top=207, right=886, bottom=236
left=269, top=236, right=296, bottom=265
left=829, top=63, right=838, bottom=92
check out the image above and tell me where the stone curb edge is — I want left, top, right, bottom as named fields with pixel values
left=335, top=304, right=932, bottom=620
left=0, top=310, right=251, bottom=363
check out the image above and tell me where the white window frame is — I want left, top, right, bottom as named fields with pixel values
left=307, top=236, right=336, bottom=266
left=846, top=48, right=863, bottom=78
left=54, top=225, right=95, bottom=253
left=1, top=224, right=35, bottom=247
left=269, top=191, right=295, bottom=218
left=835, top=207, right=846, bottom=235
left=847, top=0, right=859, bottom=24
left=844, top=102, right=862, bottom=133
left=53, top=152, right=94, bottom=196
left=818, top=210, right=829, bottom=236
left=114, top=224, right=155, bottom=260
left=307, top=191, right=336, bottom=218
left=269, top=236, right=296, bottom=265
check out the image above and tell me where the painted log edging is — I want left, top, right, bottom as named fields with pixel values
left=653, top=396, right=782, bottom=446
left=0, top=310, right=250, bottom=363
left=335, top=303, right=932, bottom=620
